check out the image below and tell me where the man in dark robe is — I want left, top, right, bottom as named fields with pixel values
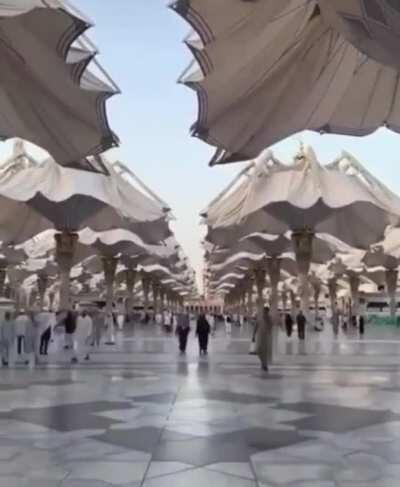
left=296, top=310, right=306, bottom=340
left=285, top=313, right=293, bottom=337
left=176, top=312, right=190, bottom=353
left=196, top=314, right=211, bottom=355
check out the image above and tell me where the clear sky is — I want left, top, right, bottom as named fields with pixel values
left=5, top=1, right=400, bottom=291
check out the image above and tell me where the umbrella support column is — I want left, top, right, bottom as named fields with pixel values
left=386, top=269, right=398, bottom=321
left=289, top=290, right=297, bottom=319
left=312, top=282, right=321, bottom=323
left=0, top=267, right=6, bottom=297
left=48, top=291, right=55, bottom=311
left=102, top=257, right=118, bottom=315
left=55, top=232, right=78, bottom=311
left=28, top=289, right=38, bottom=311
left=14, top=285, right=22, bottom=314
left=292, top=229, right=314, bottom=323
left=328, top=278, right=338, bottom=334
left=266, top=258, right=281, bottom=363
left=159, top=288, right=166, bottom=313
left=37, top=274, right=48, bottom=311
left=125, top=269, right=136, bottom=322
left=152, top=280, right=160, bottom=322
left=102, top=257, right=118, bottom=344
left=349, top=273, right=360, bottom=320
left=254, top=268, right=269, bottom=369
left=247, top=281, right=254, bottom=321
left=141, top=273, right=151, bottom=322
left=281, top=291, right=287, bottom=315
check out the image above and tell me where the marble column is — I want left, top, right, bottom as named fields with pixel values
left=281, top=291, right=288, bottom=315
left=141, top=273, right=151, bottom=315
left=254, top=267, right=271, bottom=366
left=48, top=291, right=55, bottom=311
left=125, top=268, right=136, bottom=316
left=328, top=278, right=338, bottom=320
left=159, top=288, right=166, bottom=311
left=267, top=258, right=281, bottom=362
left=37, top=273, right=48, bottom=311
left=348, top=273, right=360, bottom=317
left=312, top=281, right=321, bottom=320
left=247, top=281, right=254, bottom=317
left=102, top=257, right=118, bottom=314
left=289, top=289, right=297, bottom=318
left=29, top=289, right=38, bottom=311
left=266, top=258, right=281, bottom=323
left=292, top=229, right=314, bottom=321
left=0, top=266, right=6, bottom=296
left=152, top=279, right=160, bottom=319
left=55, top=231, right=78, bottom=311
left=385, top=269, right=398, bottom=319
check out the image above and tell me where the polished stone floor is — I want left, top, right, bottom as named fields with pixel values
left=3, top=322, right=400, bottom=485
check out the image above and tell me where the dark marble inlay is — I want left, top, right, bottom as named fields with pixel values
left=130, top=393, right=177, bottom=404
left=153, top=428, right=310, bottom=465
left=92, top=426, right=164, bottom=452
left=0, top=401, right=134, bottom=432
left=92, top=425, right=309, bottom=465
left=276, top=401, right=400, bottom=433
left=0, top=380, right=81, bottom=391
left=178, top=390, right=274, bottom=405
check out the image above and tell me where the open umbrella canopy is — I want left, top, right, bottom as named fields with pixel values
left=0, top=148, right=171, bottom=244
left=0, top=0, right=119, bottom=171
left=175, top=0, right=400, bottom=165
left=318, top=1, right=400, bottom=71
left=204, top=147, right=400, bottom=249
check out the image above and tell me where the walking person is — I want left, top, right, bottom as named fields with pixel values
left=225, top=314, right=232, bottom=335
left=196, top=313, right=211, bottom=355
left=359, top=314, right=365, bottom=335
left=296, top=310, right=306, bottom=340
left=206, top=312, right=216, bottom=336
left=256, top=306, right=272, bottom=371
left=104, top=312, right=116, bottom=345
left=35, top=309, right=54, bottom=356
left=176, top=313, right=190, bottom=354
left=64, top=310, right=77, bottom=350
left=92, top=309, right=104, bottom=348
left=284, top=313, right=293, bottom=337
left=72, top=311, right=93, bottom=363
left=1, top=311, right=15, bottom=367
left=15, top=309, right=30, bottom=355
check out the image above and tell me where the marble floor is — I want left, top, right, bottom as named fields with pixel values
left=3, top=323, right=400, bottom=485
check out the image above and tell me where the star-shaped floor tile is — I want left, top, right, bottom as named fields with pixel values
left=0, top=401, right=134, bottom=432
left=275, top=402, right=400, bottom=433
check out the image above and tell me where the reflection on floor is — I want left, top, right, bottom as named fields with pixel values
left=2, top=322, right=400, bottom=485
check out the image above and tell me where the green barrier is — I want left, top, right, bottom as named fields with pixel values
left=368, top=315, right=400, bottom=326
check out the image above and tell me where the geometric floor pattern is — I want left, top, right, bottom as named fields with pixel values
left=3, top=324, right=400, bottom=485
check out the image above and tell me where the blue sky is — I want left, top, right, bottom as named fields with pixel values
left=5, top=1, right=400, bottom=290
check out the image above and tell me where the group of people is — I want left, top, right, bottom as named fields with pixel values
left=0, top=309, right=57, bottom=366
left=0, top=306, right=121, bottom=366
left=175, top=312, right=212, bottom=355
left=284, top=310, right=307, bottom=340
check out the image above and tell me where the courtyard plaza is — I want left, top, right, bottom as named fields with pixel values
left=1, top=321, right=400, bottom=486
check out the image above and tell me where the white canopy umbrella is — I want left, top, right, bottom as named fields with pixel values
left=175, top=0, right=400, bottom=165
left=0, top=153, right=171, bottom=245
left=0, top=0, right=119, bottom=171
left=318, top=1, right=400, bottom=71
left=204, top=147, right=400, bottom=249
